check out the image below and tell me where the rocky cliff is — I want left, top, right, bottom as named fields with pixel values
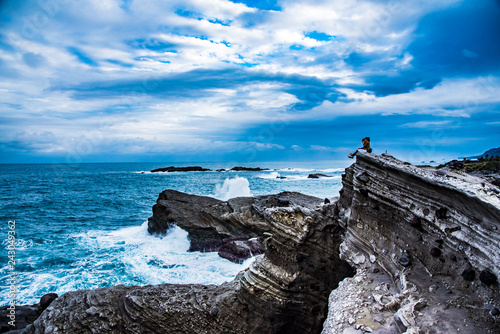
left=20, top=153, right=500, bottom=334
left=323, top=152, right=500, bottom=333
left=22, top=192, right=354, bottom=333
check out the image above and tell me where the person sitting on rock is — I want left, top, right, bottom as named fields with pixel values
left=348, top=137, right=372, bottom=158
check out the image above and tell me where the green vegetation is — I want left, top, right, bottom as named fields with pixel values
left=464, top=156, right=500, bottom=173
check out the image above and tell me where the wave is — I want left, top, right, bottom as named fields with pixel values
left=277, top=167, right=314, bottom=172
left=1, top=223, right=253, bottom=306
left=214, top=177, right=252, bottom=200
left=258, top=172, right=282, bottom=179
left=318, top=168, right=344, bottom=173
left=2, top=238, right=34, bottom=250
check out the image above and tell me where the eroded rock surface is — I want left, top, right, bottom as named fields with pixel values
left=323, top=152, right=500, bottom=333
left=23, top=192, right=353, bottom=334
left=147, top=190, right=322, bottom=258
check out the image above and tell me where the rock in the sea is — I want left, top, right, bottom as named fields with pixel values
left=308, top=173, right=332, bottom=179
left=39, top=293, right=58, bottom=312
left=147, top=190, right=322, bottom=261
left=150, top=166, right=211, bottom=173
left=230, top=166, right=269, bottom=171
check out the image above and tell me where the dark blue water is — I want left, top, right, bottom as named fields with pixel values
left=0, top=161, right=346, bottom=305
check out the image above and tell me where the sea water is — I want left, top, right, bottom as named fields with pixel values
left=0, top=161, right=348, bottom=305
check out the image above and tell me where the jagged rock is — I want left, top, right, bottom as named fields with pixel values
left=23, top=192, right=354, bottom=334
left=147, top=190, right=322, bottom=259
left=150, top=166, right=211, bottom=173
left=325, top=152, right=500, bottom=334
left=217, top=237, right=264, bottom=263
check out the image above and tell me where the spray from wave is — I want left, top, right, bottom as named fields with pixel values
left=214, top=176, right=252, bottom=200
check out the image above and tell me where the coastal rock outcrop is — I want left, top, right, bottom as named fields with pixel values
left=20, top=152, right=500, bottom=334
left=150, top=166, right=211, bottom=173
left=147, top=190, right=322, bottom=261
left=323, top=152, right=500, bottom=333
left=23, top=192, right=354, bottom=333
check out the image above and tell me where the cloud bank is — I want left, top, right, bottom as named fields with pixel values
left=0, top=0, right=499, bottom=163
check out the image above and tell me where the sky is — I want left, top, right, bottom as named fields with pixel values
left=0, top=0, right=499, bottom=164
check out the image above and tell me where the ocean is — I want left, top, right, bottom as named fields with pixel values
left=0, top=161, right=348, bottom=306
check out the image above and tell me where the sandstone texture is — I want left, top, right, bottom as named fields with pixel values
left=322, top=152, right=500, bottom=334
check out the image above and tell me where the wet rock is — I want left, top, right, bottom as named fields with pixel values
left=479, top=269, right=497, bottom=286
left=0, top=305, right=39, bottom=332
left=461, top=268, right=476, bottom=281
left=217, top=238, right=264, bottom=263
left=25, top=191, right=353, bottom=334
left=359, top=187, right=369, bottom=197
left=148, top=190, right=321, bottom=252
left=39, top=293, right=58, bottom=312
left=324, top=198, right=330, bottom=204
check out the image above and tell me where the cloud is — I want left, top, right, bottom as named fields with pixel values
left=400, top=120, right=452, bottom=129
left=0, top=0, right=499, bottom=162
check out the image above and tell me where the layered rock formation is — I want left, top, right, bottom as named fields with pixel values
left=20, top=153, right=500, bottom=333
left=22, top=192, right=354, bottom=333
left=147, top=190, right=321, bottom=262
left=323, top=152, right=500, bottom=333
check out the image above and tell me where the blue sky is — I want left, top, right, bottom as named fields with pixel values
left=0, top=0, right=499, bottom=163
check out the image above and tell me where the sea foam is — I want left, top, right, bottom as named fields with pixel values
left=214, top=176, right=252, bottom=200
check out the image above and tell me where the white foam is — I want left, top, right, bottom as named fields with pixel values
left=214, top=176, right=252, bottom=200
left=258, top=172, right=282, bottom=179
left=318, top=168, right=344, bottom=173
left=2, top=223, right=254, bottom=305
left=277, top=168, right=314, bottom=172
